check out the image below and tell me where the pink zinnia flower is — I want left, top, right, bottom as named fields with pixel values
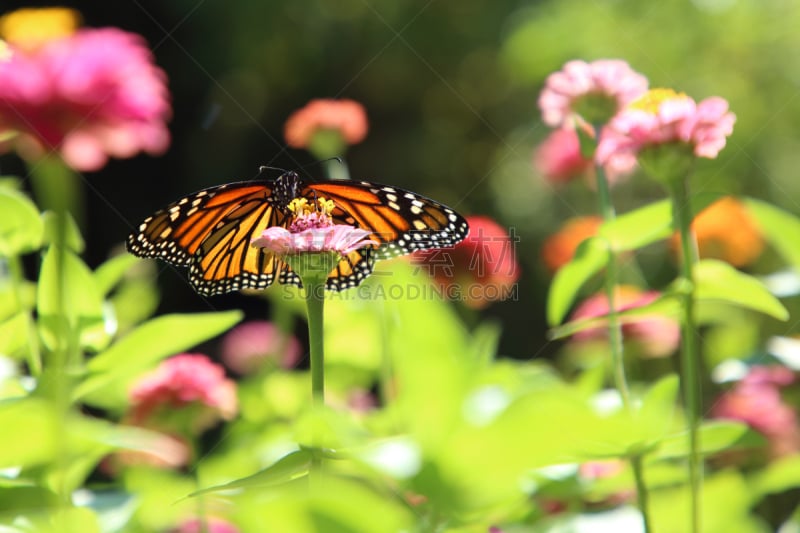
left=251, top=197, right=377, bottom=256
left=220, top=320, right=302, bottom=374
left=413, top=215, right=520, bottom=310
left=284, top=98, right=368, bottom=149
left=712, top=365, right=799, bottom=458
left=533, top=127, right=636, bottom=186
left=251, top=224, right=377, bottom=256
left=598, top=89, right=736, bottom=162
left=129, top=354, right=238, bottom=434
left=570, top=286, right=680, bottom=358
left=538, top=59, right=648, bottom=127
left=172, top=517, right=239, bottom=533
left=0, top=11, right=171, bottom=171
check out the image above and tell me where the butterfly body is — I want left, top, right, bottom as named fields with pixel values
left=127, top=171, right=469, bottom=296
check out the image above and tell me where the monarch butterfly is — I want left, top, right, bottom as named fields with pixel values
left=126, top=171, right=470, bottom=296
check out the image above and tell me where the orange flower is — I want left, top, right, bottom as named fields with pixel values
left=284, top=98, right=368, bottom=149
left=671, top=197, right=763, bottom=267
left=541, top=216, right=603, bottom=273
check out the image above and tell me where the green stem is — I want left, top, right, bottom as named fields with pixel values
left=632, top=455, right=652, bottom=532
left=594, top=157, right=630, bottom=408
left=304, top=278, right=326, bottom=479
left=669, top=176, right=701, bottom=533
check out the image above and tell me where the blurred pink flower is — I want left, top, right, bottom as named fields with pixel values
left=598, top=89, right=736, bottom=163
left=221, top=321, right=302, bottom=374
left=538, top=59, right=648, bottom=127
left=130, top=354, right=237, bottom=434
left=172, top=517, right=239, bottom=533
left=0, top=19, right=171, bottom=171
left=712, top=365, right=799, bottom=458
left=103, top=432, right=191, bottom=473
left=284, top=98, right=367, bottom=149
left=570, top=286, right=680, bottom=358
left=534, top=127, right=637, bottom=185
left=579, top=459, right=634, bottom=507
left=413, top=215, right=520, bottom=310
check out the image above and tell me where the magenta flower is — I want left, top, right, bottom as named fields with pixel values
left=598, top=89, right=736, bottom=163
left=570, top=286, right=680, bottom=358
left=534, top=127, right=637, bottom=185
left=221, top=320, right=302, bottom=374
left=0, top=15, right=170, bottom=171
left=712, top=365, right=799, bottom=458
left=538, top=59, right=648, bottom=127
left=129, top=354, right=237, bottom=434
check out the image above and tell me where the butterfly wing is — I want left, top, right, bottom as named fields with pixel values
left=127, top=181, right=295, bottom=296
left=304, top=180, right=469, bottom=260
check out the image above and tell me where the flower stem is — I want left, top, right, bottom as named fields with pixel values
left=595, top=141, right=647, bottom=529
left=669, top=176, right=701, bottom=533
left=593, top=135, right=630, bottom=409
left=632, top=455, right=652, bottom=532
left=303, top=279, right=325, bottom=480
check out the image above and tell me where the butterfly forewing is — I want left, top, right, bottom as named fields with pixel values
left=305, top=181, right=469, bottom=260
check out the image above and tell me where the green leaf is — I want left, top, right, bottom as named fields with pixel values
left=743, top=197, right=800, bottom=273
left=0, top=399, right=58, bottom=468
left=0, top=188, right=43, bottom=256
left=0, top=312, right=30, bottom=360
left=41, top=211, right=85, bottom=253
left=188, top=450, right=311, bottom=497
left=93, top=254, right=140, bottom=296
left=37, top=247, right=106, bottom=352
left=635, top=374, right=680, bottom=446
left=653, top=420, right=752, bottom=459
left=693, top=259, right=789, bottom=320
left=546, top=236, right=609, bottom=326
left=599, top=192, right=723, bottom=253
left=599, top=199, right=672, bottom=252
left=752, top=455, right=800, bottom=496
left=74, top=310, right=243, bottom=407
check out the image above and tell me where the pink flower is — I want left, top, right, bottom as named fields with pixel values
left=598, top=89, right=736, bottom=162
left=712, top=365, right=799, bottom=458
left=579, top=459, right=634, bottom=507
left=129, top=354, right=238, bottom=434
left=251, top=224, right=377, bottom=256
left=172, top=517, right=239, bottom=533
left=251, top=199, right=377, bottom=256
left=534, top=127, right=636, bottom=185
left=413, top=215, right=520, bottom=310
left=220, top=321, right=302, bottom=374
left=538, top=59, right=648, bottom=127
left=0, top=17, right=171, bottom=171
left=284, top=98, right=368, bottom=149
left=570, top=286, right=680, bottom=358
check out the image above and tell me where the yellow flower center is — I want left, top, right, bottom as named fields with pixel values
left=629, top=88, right=689, bottom=114
left=0, top=8, right=81, bottom=52
left=287, top=196, right=335, bottom=216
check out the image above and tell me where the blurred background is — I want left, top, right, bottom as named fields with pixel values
left=4, top=0, right=800, bottom=360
